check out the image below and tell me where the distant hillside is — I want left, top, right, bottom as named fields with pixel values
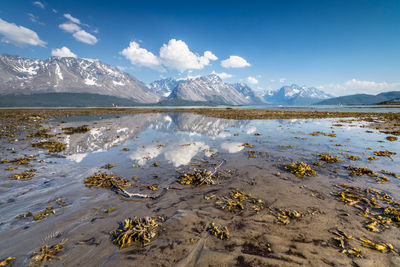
left=316, top=91, right=400, bottom=105
left=0, top=93, right=141, bottom=107
left=378, top=98, right=400, bottom=105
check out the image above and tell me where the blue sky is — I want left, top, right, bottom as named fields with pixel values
left=0, top=0, right=399, bottom=96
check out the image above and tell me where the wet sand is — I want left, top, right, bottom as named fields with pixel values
left=0, top=108, right=400, bottom=266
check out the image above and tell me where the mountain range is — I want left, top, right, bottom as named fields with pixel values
left=2, top=54, right=398, bottom=107
left=263, top=84, right=334, bottom=105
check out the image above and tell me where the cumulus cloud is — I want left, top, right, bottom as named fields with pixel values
left=320, top=78, right=400, bottom=95
left=64, top=14, right=81, bottom=24
left=59, top=16, right=98, bottom=45
left=211, top=71, right=232, bottom=79
left=0, top=18, right=46, bottom=47
left=51, top=46, right=77, bottom=58
left=159, top=39, right=218, bottom=72
left=247, top=76, right=258, bottom=84
left=220, top=55, right=250, bottom=68
left=32, top=1, right=45, bottom=9
left=120, top=41, right=164, bottom=71
left=120, top=39, right=217, bottom=72
left=279, top=78, right=286, bottom=83
left=59, top=23, right=80, bottom=33
left=73, top=30, right=97, bottom=45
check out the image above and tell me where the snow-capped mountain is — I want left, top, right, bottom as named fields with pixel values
left=148, top=78, right=181, bottom=97
left=263, top=84, right=333, bottom=105
left=150, top=75, right=264, bottom=105
left=167, top=74, right=253, bottom=105
left=0, top=54, right=160, bottom=103
left=231, top=82, right=267, bottom=104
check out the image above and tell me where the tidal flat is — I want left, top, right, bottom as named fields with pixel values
left=1, top=108, right=400, bottom=266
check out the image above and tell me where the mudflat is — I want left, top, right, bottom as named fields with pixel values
left=1, top=108, right=400, bottom=266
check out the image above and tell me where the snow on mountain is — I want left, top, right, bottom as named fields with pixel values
left=231, top=82, right=267, bottom=104
left=264, top=84, right=333, bottom=105
left=148, top=77, right=181, bottom=97
left=0, top=54, right=160, bottom=103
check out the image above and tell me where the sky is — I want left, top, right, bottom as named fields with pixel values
left=0, top=0, right=399, bottom=96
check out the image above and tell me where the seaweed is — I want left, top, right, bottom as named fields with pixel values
left=240, top=143, right=254, bottom=148
left=32, top=141, right=66, bottom=152
left=283, top=161, right=316, bottom=178
left=386, top=136, right=398, bottom=141
left=360, top=238, right=393, bottom=253
left=336, top=184, right=400, bottom=232
left=147, top=185, right=158, bottom=191
left=27, top=128, right=55, bottom=138
left=102, top=164, right=116, bottom=169
left=207, top=222, right=229, bottom=240
left=309, top=131, right=336, bottom=137
left=374, top=150, right=397, bottom=159
left=1, top=155, right=36, bottom=165
left=111, top=217, right=161, bottom=248
left=122, top=148, right=130, bottom=151
left=10, top=169, right=37, bottom=180
left=84, top=172, right=130, bottom=189
left=61, top=125, right=90, bottom=135
left=33, top=206, right=55, bottom=220
left=368, top=156, right=378, bottom=161
left=381, top=170, right=399, bottom=178
left=0, top=257, right=15, bottom=266
left=28, top=240, right=66, bottom=266
left=345, top=154, right=361, bottom=161
left=215, top=189, right=264, bottom=213
left=276, top=209, right=301, bottom=224
left=345, top=166, right=378, bottom=177
left=317, top=153, right=342, bottom=163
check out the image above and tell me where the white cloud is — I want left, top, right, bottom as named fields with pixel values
left=247, top=76, right=258, bottom=84
left=73, top=30, right=97, bottom=45
left=120, top=41, right=164, bottom=71
left=52, top=9, right=58, bottom=13
left=211, top=71, right=232, bottom=79
left=270, top=79, right=275, bottom=82
left=0, top=18, right=46, bottom=47
left=64, top=14, right=81, bottom=25
left=220, top=142, right=244, bottom=153
left=59, top=23, right=81, bottom=33
left=121, top=39, right=217, bottom=72
left=27, top=13, right=44, bottom=25
left=59, top=14, right=97, bottom=45
left=159, top=39, right=218, bottom=72
left=279, top=78, right=286, bottom=83
left=51, top=46, right=77, bottom=58
left=221, top=55, right=250, bottom=68
left=320, top=78, right=400, bottom=95
left=32, top=1, right=45, bottom=9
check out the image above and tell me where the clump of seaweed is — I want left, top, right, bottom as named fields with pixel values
left=317, top=153, right=342, bottom=163
left=247, top=150, right=265, bottom=158
left=360, top=238, right=393, bottom=253
left=207, top=222, right=229, bottom=240
left=346, top=166, right=378, bottom=177
left=177, top=162, right=223, bottom=186
left=374, top=150, right=397, bottom=159
left=62, top=125, right=90, bottom=135
left=215, top=189, right=264, bottom=213
left=178, top=169, right=216, bottom=185
left=84, top=172, right=130, bottom=189
left=276, top=209, right=301, bottom=224
left=32, top=141, right=66, bottom=152
left=33, top=206, right=55, bottom=220
left=102, top=163, right=116, bottom=169
left=368, top=156, right=378, bottom=161
left=283, top=161, right=316, bottom=178
left=386, top=136, right=398, bottom=141
left=147, top=185, right=158, bottom=191
left=345, top=154, right=361, bottom=161
left=240, top=143, right=254, bottom=148
left=111, top=217, right=161, bottom=248
left=0, top=257, right=15, bottom=266
left=309, top=131, right=336, bottom=137
left=381, top=170, right=399, bottom=178
left=1, top=155, right=36, bottom=165
left=336, top=184, right=400, bottom=232
left=27, top=128, right=55, bottom=138
left=10, top=169, right=37, bottom=180
left=331, top=229, right=362, bottom=258
left=28, top=240, right=66, bottom=266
